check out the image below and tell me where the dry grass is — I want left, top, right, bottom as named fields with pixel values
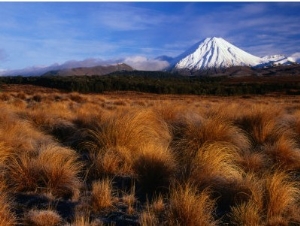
left=234, top=105, right=285, bottom=147
left=133, top=144, right=176, bottom=195
left=121, top=186, right=137, bottom=215
left=24, top=209, right=62, bottom=226
left=230, top=201, right=262, bottom=226
left=91, top=179, right=114, bottom=212
left=189, top=142, right=243, bottom=184
left=82, top=108, right=171, bottom=179
left=265, top=171, right=300, bottom=225
left=1, top=87, right=300, bottom=225
left=5, top=144, right=82, bottom=200
left=166, top=183, right=218, bottom=226
left=0, top=192, right=16, bottom=226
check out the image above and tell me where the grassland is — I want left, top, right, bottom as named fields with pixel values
left=0, top=84, right=300, bottom=225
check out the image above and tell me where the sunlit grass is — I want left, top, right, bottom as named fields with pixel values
left=0, top=88, right=300, bottom=225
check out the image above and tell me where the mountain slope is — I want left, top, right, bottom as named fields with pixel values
left=261, top=54, right=296, bottom=66
left=42, top=63, right=133, bottom=76
left=173, top=37, right=264, bottom=71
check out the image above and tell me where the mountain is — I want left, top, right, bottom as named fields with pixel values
left=42, top=63, right=133, bottom=76
left=172, top=37, right=264, bottom=71
left=261, top=54, right=295, bottom=66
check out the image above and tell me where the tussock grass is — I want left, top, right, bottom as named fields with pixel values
left=5, top=144, right=82, bottom=200
left=264, top=135, right=300, bottom=171
left=85, top=108, right=171, bottom=151
left=139, top=210, right=158, bottom=226
left=229, top=171, right=300, bottom=225
left=166, top=183, right=218, bottom=226
left=121, top=185, right=137, bottom=215
left=82, top=108, right=171, bottom=179
left=172, top=114, right=250, bottom=166
left=230, top=201, right=262, bottom=226
left=133, top=144, right=176, bottom=195
left=0, top=108, right=52, bottom=154
left=189, top=142, right=243, bottom=184
left=139, top=194, right=164, bottom=226
left=24, top=209, right=62, bottom=226
left=265, top=171, right=300, bottom=225
left=91, top=179, right=114, bottom=212
left=234, top=105, right=286, bottom=147
left=37, top=144, right=82, bottom=199
left=1, top=88, right=300, bottom=225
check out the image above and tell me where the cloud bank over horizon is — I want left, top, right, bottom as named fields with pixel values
left=0, top=56, right=170, bottom=76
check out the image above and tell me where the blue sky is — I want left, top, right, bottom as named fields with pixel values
left=1, top=2, right=300, bottom=72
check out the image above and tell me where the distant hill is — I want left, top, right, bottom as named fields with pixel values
left=42, top=63, right=133, bottom=76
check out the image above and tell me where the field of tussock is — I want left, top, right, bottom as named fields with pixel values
left=0, top=84, right=300, bottom=225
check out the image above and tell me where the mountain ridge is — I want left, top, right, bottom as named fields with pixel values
left=42, top=63, right=133, bottom=76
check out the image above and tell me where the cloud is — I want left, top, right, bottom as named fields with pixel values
left=290, top=52, right=300, bottom=63
left=0, top=56, right=169, bottom=76
left=1, top=58, right=121, bottom=76
left=123, top=56, right=169, bottom=71
left=92, top=3, right=167, bottom=31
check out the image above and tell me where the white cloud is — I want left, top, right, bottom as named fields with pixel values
left=123, top=56, right=169, bottom=71
left=290, top=52, right=300, bottom=63
left=1, top=56, right=169, bottom=76
left=1, top=58, right=121, bottom=76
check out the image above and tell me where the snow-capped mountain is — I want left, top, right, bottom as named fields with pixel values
left=261, top=54, right=295, bottom=66
left=173, top=37, right=264, bottom=71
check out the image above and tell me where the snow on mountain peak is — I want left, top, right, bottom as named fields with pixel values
left=261, top=54, right=296, bottom=66
left=174, top=37, right=264, bottom=70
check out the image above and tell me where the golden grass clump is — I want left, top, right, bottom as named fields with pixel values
left=239, top=151, right=269, bottom=174
left=228, top=173, right=265, bottom=225
left=230, top=201, right=262, bottom=226
left=139, top=195, right=165, bottom=226
left=37, top=144, right=83, bottom=199
left=139, top=210, right=158, bottom=226
left=83, top=108, right=171, bottom=179
left=5, top=144, right=82, bottom=200
left=173, top=114, right=250, bottom=163
left=229, top=171, right=300, bottom=225
left=190, top=142, right=243, bottom=182
left=91, top=179, right=114, bottom=212
left=265, top=171, right=300, bottom=225
left=166, top=183, right=218, bottom=226
left=90, top=146, right=132, bottom=178
left=264, top=135, right=300, bottom=171
left=234, top=105, right=286, bottom=147
left=24, top=209, right=62, bottom=226
left=0, top=106, right=53, bottom=154
left=86, top=108, right=171, bottom=151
